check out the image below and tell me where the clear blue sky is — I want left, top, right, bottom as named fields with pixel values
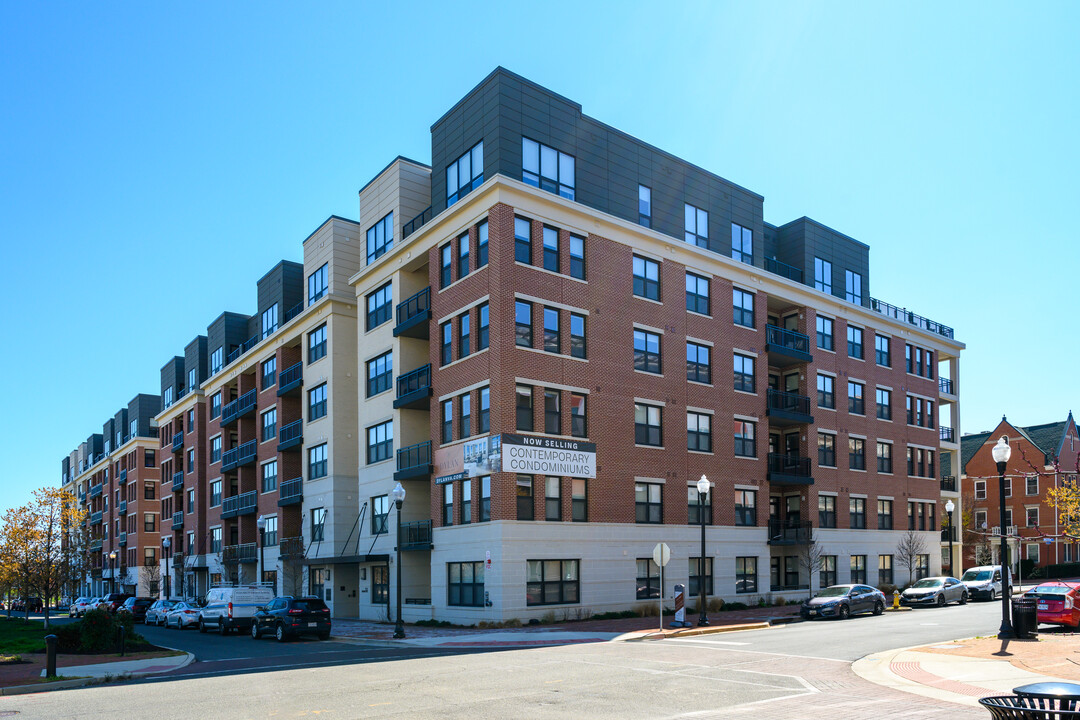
left=1, top=1, right=1077, bottom=517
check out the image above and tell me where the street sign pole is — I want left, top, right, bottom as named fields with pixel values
left=653, top=542, right=670, bottom=634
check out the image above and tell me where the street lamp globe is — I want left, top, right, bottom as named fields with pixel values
left=391, top=482, right=406, bottom=507
left=162, top=536, right=171, bottom=549
left=945, top=500, right=955, bottom=514
left=256, top=516, right=266, bottom=532
left=991, top=436, right=1012, bottom=464
left=696, top=475, right=710, bottom=496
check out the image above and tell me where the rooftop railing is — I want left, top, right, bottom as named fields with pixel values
left=402, top=206, right=432, bottom=239
left=869, top=297, right=954, bottom=339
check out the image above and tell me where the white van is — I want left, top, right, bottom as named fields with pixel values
left=960, top=565, right=1003, bottom=601
left=198, top=585, right=276, bottom=635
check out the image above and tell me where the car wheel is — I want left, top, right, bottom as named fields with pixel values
left=936, top=595, right=945, bottom=607
left=275, top=624, right=287, bottom=642
left=988, top=589, right=996, bottom=602
left=198, top=619, right=207, bottom=633
left=838, top=604, right=850, bottom=620
left=959, top=592, right=968, bottom=605
left=252, top=623, right=262, bottom=639
left=873, top=601, right=884, bottom=616
left=219, top=620, right=228, bottom=636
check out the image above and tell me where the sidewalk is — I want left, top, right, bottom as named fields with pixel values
left=0, top=650, right=193, bottom=696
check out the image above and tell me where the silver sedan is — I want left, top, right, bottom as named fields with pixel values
left=900, top=576, right=968, bottom=607
left=144, top=599, right=176, bottom=626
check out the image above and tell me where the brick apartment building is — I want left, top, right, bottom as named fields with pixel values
left=61, top=68, right=964, bottom=621
left=958, top=414, right=1080, bottom=574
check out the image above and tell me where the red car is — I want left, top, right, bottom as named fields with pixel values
left=1028, top=581, right=1080, bottom=629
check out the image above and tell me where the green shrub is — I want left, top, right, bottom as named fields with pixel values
left=413, top=619, right=454, bottom=628
left=878, top=584, right=899, bottom=597
left=55, top=624, right=82, bottom=653
left=591, top=610, right=637, bottom=621
left=721, top=602, right=749, bottom=612
left=1043, top=562, right=1080, bottom=579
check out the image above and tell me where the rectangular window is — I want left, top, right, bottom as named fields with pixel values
left=632, top=255, right=660, bottom=301
left=308, top=263, right=328, bottom=304
left=570, top=393, right=586, bottom=438
left=188, top=368, right=197, bottom=393
left=516, top=386, right=533, bottom=432
left=684, top=203, right=708, bottom=248
left=526, top=558, right=579, bottom=606
left=187, top=448, right=194, bottom=473
left=851, top=555, right=867, bottom=584
left=459, top=312, right=471, bottom=358
left=687, top=412, right=712, bottom=453
left=916, top=555, right=929, bottom=580
left=877, top=442, right=893, bottom=473
left=847, top=326, right=863, bottom=359
left=164, top=386, right=174, bottom=408
left=522, top=137, right=575, bottom=199
left=515, top=301, right=533, bottom=348
left=447, top=561, right=485, bottom=607
left=634, top=403, right=662, bottom=446
left=817, top=374, right=835, bottom=409
left=211, top=392, right=222, bottom=419
left=460, top=394, right=472, bottom=439
left=308, top=444, right=327, bottom=479
left=819, top=495, right=837, bottom=528
left=818, top=433, right=836, bottom=467
left=689, top=557, right=714, bottom=597
left=875, top=335, right=891, bottom=366
left=543, top=307, right=560, bottom=353
left=367, top=420, right=392, bottom=464
left=211, top=347, right=223, bottom=375
left=849, top=438, right=866, bottom=470
left=636, top=558, right=660, bottom=599
left=638, top=185, right=651, bottom=227
left=569, top=235, right=585, bottom=279
left=477, top=302, right=489, bottom=351
left=514, top=216, right=532, bottom=264
left=814, top=257, right=832, bottom=294
left=210, top=480, right=222, bottom=507
left=687, top=342, right=711, bottom=384
left=544, top=477, right=561, bottom=521
left=210, top=436, right=222, bottom=464
left=371, top=495, right=389, bottom=535
left=306, top=382, right=327, bottom=422
left=480, top=476, right=491, bottom=522
left=850, top=498, right=866, bottom=528
left=876, top=388, right=891, bottom=420
left=441, top=400, right=453, bottom=443
left=443, top=484, right=453, bottom=527
left=816, top=316, right=834, bottom=350
left=974, top=481, right=986, bottom=501
left=735, top=489, right=757, bottom=526
left=479, top=387, right=491, bottom=434
left=261, top=302, right=278, bottom=339
left=736, top=557, right=757, bottom=594
left=633, top=329, right=661, bottom=374
left=731, top=222, right=752, bottom=264
left=845, top=270, right=863, bottom=305
left=366, top=211, right=393, bottom=265
left=732, top=288, right=754, bottom=328
left=366, top=282, right=392, bottom=331
left=544, top=390, right=561, bottom=435
left=440, top=321, right=452, bottom=366
left=261, top=357, right=276, bottom=390
left=733, top=353, right=755, bottom=393
left=308, top=325, right=327, bottom=363
left=144, top=513, right=155, bottom=532
left=569, top=313, right=586, bottom=359
left=1026, top=506, right=1039, bottom=527
left=734, top=420, right=756, bottom=457
left=446, top=141, right=483, bottom=205
left=1004, top=476, right=1012, bottom=497
left=311, top=507, right=325, bottom=542
left=440, top=243, right=453, bottom=289
left=571, top=478, right=587, bottom=522
left=477, top=220, right=488, bottom=267
left=687, top=484, right=712, bottom=525
left=635, top=482, right=662, bottom=523
left=542, top=226, right=559, bottom=273
left=848, top=382, right=864, bottom=415
left=366, top=352, right=392, bottom=398
left=262, top=460, right=278, bottom=493
left=1026, top=475, right=1039, bottom=496
left=261, top=408, right=277, bottom=443
left=461, top=479, right=472, bottom=524
left=820, top=555, right=837, bottom=588
left=877, top=500, right=893, bottom=529
left=878, top=554, right=894, bottom=584
left=516, top=475, right=534, bottom=520
left=686, top=272, right=710, bottom=315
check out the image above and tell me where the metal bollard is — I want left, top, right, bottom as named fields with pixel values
left=45, top=634, right=57, bottom=678
left=118, top=625, right=126, bottom=657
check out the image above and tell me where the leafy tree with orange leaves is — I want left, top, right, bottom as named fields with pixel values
left=1047, top=475, right=1080, bottom=538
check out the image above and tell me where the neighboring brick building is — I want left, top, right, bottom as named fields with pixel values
left=61, top=68, right=964, bottom=621
left=959, top=414, right=1080, bottom=574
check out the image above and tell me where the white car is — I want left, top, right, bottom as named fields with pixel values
left=165, top=601, right=202, bottom=629
left=144, top=599, right=177, bottom=626
left=961, top=565, right=1003, bottom=601
left=69, top=597, right=92, bottom=617
left=198, top=585, right=275, bottom=635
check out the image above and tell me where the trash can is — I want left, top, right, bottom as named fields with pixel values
left=1011, top=596, right=1038, bottom=639
left=1014, top=682, right=1080, bottom=711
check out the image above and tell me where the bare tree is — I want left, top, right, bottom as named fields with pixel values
left=280, top=537, right=306, bottom=597
left=974, top=543, right=994, bottom=566
left=141, top=562, right=160, bottom=598
left=798, top=531, right=827, bottom=593
left=895, top=529, right=928, bottom=585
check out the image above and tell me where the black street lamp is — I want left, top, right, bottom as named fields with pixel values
left=391, top=482, right=407, bottom=639
left=992, top=436, right=1013, bottom=639
left=945, top=499, right=955, bottom=577
left=696, top=475, right=710, bottom=627
left=162, top=537, right=171, bottom=599
left=256, top=516, right=266, bottom=588
left=108, top=551, right=116, bottom=595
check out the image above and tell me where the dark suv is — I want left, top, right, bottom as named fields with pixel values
left=13, top=597, right=43, bottom=613
left=120, top=596, right=154, bottom=621
left=250, top=596, right=331, bottom=642
left=100, top=593, right=134, bottom=613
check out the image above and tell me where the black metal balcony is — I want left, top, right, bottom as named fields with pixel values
left=172, top=432, right=184, bottom=453
left=90, top=511, right=103, bottom=525
left=226, top=335, right=260, bottom=366
left=118, top=532, right=127, bottom=546
left=940, top=426, right=956, bottom=443
left=118, top=469, right=127, bottom=483
left=221, top=490, right=258, bottom=519
left=399, top=520, right=434, bottom=551
left=869, top=297, right=954, bottom=340
left=172, top=511, right=184, bottom=530
left=117, top=500, right=127, bottom=515
left=767, top=519, right=813, bottom=545
left=173, top=553, right=184, bottom=569
left=279, top=536, right=304, bottom=558
left=395, top=441, right=433, bottom=481
left=764, top=257, right=804, bottom=283
left=941, top=475, right=957, bottom=493
left=90, top=538, right=103, bottom=552
left=222, top=389, right=257, bottom=426
left=172, top=471, right=184, bottom=492
left=278, top=361, right=303, bottom=396
left=278, top=419, right=303, bottom=452
left=394, top=364, right=432, bottom=409
left=78, top=490, right=87, bottom=505
left=394, top=286, right=431, bottom=339
left=939, top=377, right=954, bottom=395
left=766, top=389, right=814, bottom=426
left=283, top=301, right=303, bottom=325
left=278, top=477, right=303, bottom=507
left=222, top=543, right=257, bottom=564
left=767, top=453, right=814, bottom=486
left=221, top=439, right=257, bottom=472
left=765, top=325, right=813, bottom=366
left=90, top=483, right=103, bottom=498
left=402, top=205, right=432, bottom=239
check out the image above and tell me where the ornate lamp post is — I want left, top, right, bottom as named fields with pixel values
left=256, top=516, right=266, bottom=588
left=697, top=475, right=710, bottom=627
left=108, top=550, right=117, bottom=595
left=391, top=483, right=407, bottom=639
left=162, top=537, right=171, bottom=599
left=945, top=499, right=955, bottom=577
left=991, top=436, right=1013, bottom=639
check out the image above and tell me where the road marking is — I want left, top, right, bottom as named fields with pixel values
left=146, top=651, right=448, bottom=680
left=544, top=679, right=564, bottom=684
left=665, top=640, right=848, bottom=662
left=367, top=703, right=392, bottom=707
left=703, top=640, right=749, bottom=645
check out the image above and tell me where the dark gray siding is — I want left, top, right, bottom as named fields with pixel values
left=102, top=418, right=115, bottom=453
left=776, top=217, right=870, bottom=306
left=207, top=312, right=251, bottom=372
left=161, top=356, right=185, bottom=401
left=128, top=393, right=161, bottom=439
left=184, top=335, right=208, bottom=390
left=86, top=433, right=103, bottom=459
left=112, top=409, right=128, bottom=448
left=61, top=456, right=70, bottom=484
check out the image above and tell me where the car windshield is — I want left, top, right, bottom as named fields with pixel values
left=816, top=586, right=851, bottom=598
left=912, top=579, right=943, bottom=588
left=962, top=570, right=993, bottom=582
left=1034, top=585, right=1073, bottom=595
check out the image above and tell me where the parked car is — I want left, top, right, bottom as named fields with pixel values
left=165, top=602, right=202, bottom=629
left=12, top=597, right=43, bottom=613
left=72, top=597, right=99, bottom=617
left=144, top=599, right=177, bottom=626
left=961, top=566, right=1003, bottom=601
left=199, top=585, right=276, bottom=635
left=251, top=596, right=332, bottom=642
left=801, top=584, right=886, bottom=620
left=901, top=577, right=968, bottom=607
left=120, top=596, right=154, bottom=622
left=69, top=597, right=91, bottom=616
left=1026, top=581, right=1080, bottom=629
left=98, top=593, right=134, bottom=613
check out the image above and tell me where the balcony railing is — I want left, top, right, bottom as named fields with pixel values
left=172, top=432, right=184, bottom=452
left=279, top=536, right=304, bottom=558
left=941, top=475, right=957, bottom=493
left=226, top=335, right=260, bottom=366
left=221, top=490, right=258, bottom=519
left=402, top=206, right=432, bottom=239
left=939, top=377, right=954, bottom=395
left=399, top=520, right=434, bottom=551
left=172, top=471, right=184, bottom=491
left=90, top=483, right=103, bottom=498
left=278, top=477, right=303, bottom=507
left=395, top=441, right=433, bottom=482
left=766, top=453, right=814, bottom=485
left=222, top=542, right=258, bottom=564
left=222, top=388, right=257, bottom=426
left=117, top=500, right=127, bottom=515
left=278, top=419, right=303, bottom=452
left=173, top=552, right=185, bottom=569
left=394, top=364, right=432, bottom=409
left=394, top=286, right=431, bottom=338
left=765, top=389, right=813, bottom=425
left=764, top=257, right=804, bottom=283
left=90, top=511, right=103, bottom=525
left=278, top=361, right=303, bottom=396
left=118, top=532, right=127, bottom=546
left=118, top=469, right=127, bottom=483
left=222, top=439, right=257, bottom=472
left=869, top=297, right=954, bottom=339
left=939, top=426, right=955, bottom=443
left=283, top=301, right=304, bottom=325
left=764, top=325, right=812, bottom=365
left=172, top=511, right=184, bottom=530
left=991, top=526, right=1019, bottom=537
left=767, top=519, right=813, bottom=545
left=90, top=538, right=103, bottom=552
left=78, top=490, right=87, bottom=505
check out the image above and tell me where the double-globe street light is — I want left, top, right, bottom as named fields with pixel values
left=991, top=436, right=1013, bottom=639
left=696, top=475, right=710, bottom=627
left=392, top=482, right=407, bottom=639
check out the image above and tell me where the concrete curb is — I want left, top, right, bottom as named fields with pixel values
left=0, top=676, right=91, bottom=696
